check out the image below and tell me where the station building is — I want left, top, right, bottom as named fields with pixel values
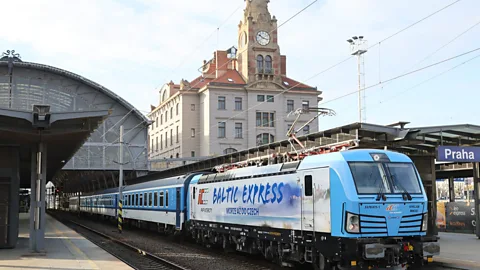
left=147, top=0, right=322, bottom=170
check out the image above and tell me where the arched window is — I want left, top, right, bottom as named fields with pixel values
left=170, top=107, right=173, bottom=119
left=256, top=133, right=275, bottom=146
left=223, top=148, right=238, bottom=155
left=162, top=90, right=167, bottom=102
left=256, top=55, right=264, bottom=72
left=176, top=153, right=179, bottom=158
left=265, top=55, right=272, bottom=73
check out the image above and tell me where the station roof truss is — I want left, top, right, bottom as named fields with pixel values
left=117, top=122, right=480, bottom=189
left=0, top=55, right=151, bottom=188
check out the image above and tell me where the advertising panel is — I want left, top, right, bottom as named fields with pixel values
left=192, top=168, right=331, bottom=233
left=445, top=202, right=476, bottom=233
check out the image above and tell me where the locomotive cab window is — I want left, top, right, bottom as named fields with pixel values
left=305, top=175, right=313, bottom=196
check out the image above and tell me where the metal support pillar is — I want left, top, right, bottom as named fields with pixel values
left=473, top=162, right=480, bottom=238
left=448, top=176, right=455, bottom=202
left=29, top=143, right=47, bottom=252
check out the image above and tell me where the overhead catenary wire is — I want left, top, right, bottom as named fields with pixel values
left=318, top=47, right=480, bottom=107
left=376, top=53, right=480, bottom=108
left=379, top=17, right=480, bottom=90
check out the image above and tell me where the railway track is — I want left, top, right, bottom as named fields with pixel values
left=51, top=212, right=190, bottom=270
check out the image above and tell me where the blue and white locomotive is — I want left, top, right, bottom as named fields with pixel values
left=69, top=148, right=438, bottom=269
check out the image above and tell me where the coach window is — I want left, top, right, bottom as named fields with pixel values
left=305, top=175, right=313, bottom=196
left=154, top=192, right=158, bottom=206
left=160, top=191, right=164, bottom=207
left=139, top=194, right=143, bottom=207
left=144, top=193, right=147, bottom=206
left=166, top=191, right=169, bottom=207
left=149, top=193, right=153, bottom=207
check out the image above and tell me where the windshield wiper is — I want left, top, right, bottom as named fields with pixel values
left=375, top=171, right=387, bottom=201
left=389, top=173, right=412, bottom=201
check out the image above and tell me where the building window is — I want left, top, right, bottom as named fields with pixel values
left=191, top=151, right=195, bottom=157
left=151, top=138, right=154, bottom=152
left=191, top=104, right=195, bottom=111
left=302, top=100, right=309, bottom=110
left=235, top=97, right=242, bottom=110
left=224, top=148, right=237, bottom=154
left=165, top=111, right=168, bottom=122
left=235, top=123, right=242, bottom=138
left=160, top=134, right=163, bottom=150
left=218, top=96, right=226, bottom=110
left=155, top=137, right=158, bottom=151
left=256, top=133, right=275, bottom=146
left=287, top=100, right=294, bottom=113
left=160, top=114, right=163, bottom=125
left=218, top=122, right=226, bottom=138
left=165, top=132, right=168, bottom=148
left=303, top=125, right=310, bottom=135
left=176, top=126, right=179, bottom=143
left=176, top=153, right=179, bottom=158
left=257, top=55, right=264, bottom=72
left=267, top=95, right=274, bottom=102
left=170, top=129, right=173, bottom=145
left=256, top=112, right=275, bottom=127
left=176, top=103, right=179, bottom=115
left=257, top=95, right=265, bottom=102
left=170, top=107, right=173, bottom=119
left=191, top=128, right=195, bottom=137
left=162, top=91, right=167, bottom=102
left=156, top=117, right=158, bottom=127
left=265, top=55, right=272, bottom=74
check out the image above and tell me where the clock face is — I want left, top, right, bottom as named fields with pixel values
left=256, top=31, right=270, bottom=46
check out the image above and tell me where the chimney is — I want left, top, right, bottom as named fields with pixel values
left=280, top=55, right=287, bottom=76
left=215, top=50, right=229, bottom=78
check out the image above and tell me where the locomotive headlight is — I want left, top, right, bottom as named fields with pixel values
left=422, top=213, right=428, bottom=232
left=346, top=213, right=360, bottom=233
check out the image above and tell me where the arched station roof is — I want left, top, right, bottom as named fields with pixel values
left=0, top=53, right=150, bottom=190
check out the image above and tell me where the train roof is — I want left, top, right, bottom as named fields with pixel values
left=86, top=172, right=204, bottom=196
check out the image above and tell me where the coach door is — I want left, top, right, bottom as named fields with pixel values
left=302, top=171, right=314, bottom=231
left=175, top=188, right=181, bottom=230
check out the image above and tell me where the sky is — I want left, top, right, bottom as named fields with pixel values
left=1, top=0, right=479, bottom=131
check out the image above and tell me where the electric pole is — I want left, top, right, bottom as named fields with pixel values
left=347, top=36, right=368, bottom=123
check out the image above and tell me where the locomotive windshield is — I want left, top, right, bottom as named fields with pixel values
left=349, top=162, right=422, bottom=195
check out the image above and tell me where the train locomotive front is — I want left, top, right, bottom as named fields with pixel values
left=320, top=149, right=435, bottom=268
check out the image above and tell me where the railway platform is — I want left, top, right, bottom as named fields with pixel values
left=435, top=232, right=480, bottom=270
left=0, top=213, right=132, bottom=270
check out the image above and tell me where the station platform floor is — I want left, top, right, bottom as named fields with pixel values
left=0, top=213, right=132, bottom=270
left=436, top=232, right=480, bottom=269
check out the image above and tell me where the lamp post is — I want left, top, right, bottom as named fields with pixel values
left=347, top=36, right=368, bottom=123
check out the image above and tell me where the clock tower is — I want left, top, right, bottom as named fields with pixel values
left=237, top=0, right=282, bottom=84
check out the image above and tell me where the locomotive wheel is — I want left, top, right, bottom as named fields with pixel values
left=313, top=252, right=336, bottom=270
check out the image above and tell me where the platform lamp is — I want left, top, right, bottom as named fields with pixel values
left=347, top=36, right=368, bottom=123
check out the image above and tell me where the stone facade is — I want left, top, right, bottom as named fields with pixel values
left=148, top=0, right=322, bottom=170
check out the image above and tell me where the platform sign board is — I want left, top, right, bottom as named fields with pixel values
left=437, top=146, right=480, bottom=162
